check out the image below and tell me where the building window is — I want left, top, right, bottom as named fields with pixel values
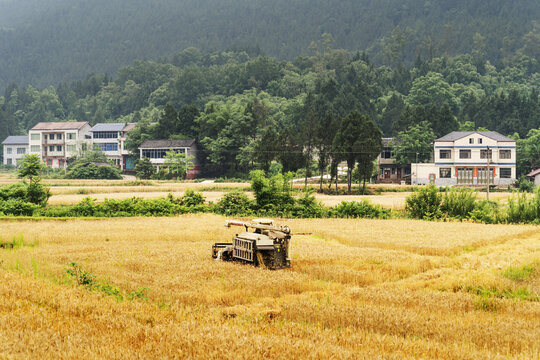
left=480, top=149, right=492, bottom=159
left=31, top=145, right=40, bottom=152
left=440, top=168, right=451, bottom=178
left=439, top=150, right=451, bottom=159
left=30, top=133, right=40, bottom=141
left=469, top=138, right=474, bottom=144
left=6, top=147, right=12, bottom=154
left=56, top=145, right=62, bottom=152
left=500, top=168, right=512, bottom=178
left=93, top=132, right=118, bottom=139
left=478, top=138, right=483, bottom=144
left=142, top=149, right=171, bottom=159
left=67, top=132, right=76, bottom=140
left=500, top=150, right=511, bottom=159
left=6, top=158, right=12, bottom=165
left=49, top=134, right=55, bottom=140
left=94, top=143, right=118, bottom=152
left=459, top=150, right=471, bottom=159
left=17, top=147, right=26, bottom=154
left=381, top=147, right=392, bottom=159
left=391, top=167, right=396, bottom=175
left=49, top=146, right=55, bottom=152
left=57, top=133, right=62, bottom=140
left=66, top=145, right=76, bottom=152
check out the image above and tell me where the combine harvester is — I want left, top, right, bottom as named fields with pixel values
left=212, top=219, right=291, bottom=269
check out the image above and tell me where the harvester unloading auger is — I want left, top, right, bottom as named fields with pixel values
left=212, top=219, right=291, bottom=269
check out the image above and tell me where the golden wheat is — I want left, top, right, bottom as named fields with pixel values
left=0, top=215, right=538, bottom=359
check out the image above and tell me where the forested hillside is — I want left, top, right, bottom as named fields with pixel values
left=0, top=0, right=538, bottom=89
left=1, top=42, right=538, bottom=177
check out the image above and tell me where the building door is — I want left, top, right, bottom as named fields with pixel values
left=384, top=168, right=391, bottom=179
left=457, top=167, right=473, bottom=185
left=477, top=168, right=493, bottom=185
left=397, top=168, right=402, bottom=180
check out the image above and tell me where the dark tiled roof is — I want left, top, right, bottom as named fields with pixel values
left=122, top=123, right=136, bottom=132
left=31, top=122, right=89, bottom=131
left=90, top=123, right=126, bottom=132
left=527, top=168, right=540, bottom=177
left=435, top=131, right=515, bottom=142
left=2, top=136, right=28, bottom=145
left=139, top=139, right=196, bottom=149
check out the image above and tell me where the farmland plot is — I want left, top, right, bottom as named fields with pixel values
left=0, top=215, right=538, bottom=359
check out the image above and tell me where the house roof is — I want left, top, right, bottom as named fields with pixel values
left=435, top=131, right=515, bottom=142
left=31, top=122, right=89, bottom=131
left=90, top=123, right=126, bottom=132
left=122, top=123, right=136, bottom=132
left=527, top=168, right=540, bottom=177
left=2, top=136, right=28, bottom=145
left=139, top=139, right=196, bottom=149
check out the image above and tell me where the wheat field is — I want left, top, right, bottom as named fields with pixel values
left=0, top=215, right=538, bottom=359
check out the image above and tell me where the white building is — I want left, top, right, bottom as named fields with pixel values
left=29, top=122, right=91, bottom=169
left=411, top=131, right=516, bottom=186
left=90, top=123, right=136, bottom=170
left=2, top=136, right=29, bottom=166
left=139, top=139, right=200, bottom=178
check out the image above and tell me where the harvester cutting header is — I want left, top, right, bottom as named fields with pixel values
left=212, top=219, right=291, bottom=269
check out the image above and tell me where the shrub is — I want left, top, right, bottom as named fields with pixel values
left=290, top=190, right=327, bottom=218
left=216, top=191, right=254, bottom=216
left=66, top=162, right=122, bottom=179
left=179, top=189, right=205, bottom=207
left=0, top=199, right=39, bottom=216
left=333, top=200, right=390, bottom=219
left=0, top=181, right=50, bottom=207
left=250, top=170, right=295, bottom=213
left=507, top=189, right=539, bottom=224
left=440, top=187, right=477, bottom=219
left=405, top=184, right=442, bottom=220
left=515, top=175, right=534, bottom=193
left=0, top=183, right=28, bottom=201
left=469, top=200, right=500, bottom=224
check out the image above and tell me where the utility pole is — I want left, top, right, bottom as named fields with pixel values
left=415, top=152, right=419, bottom=185
left=486, top=145, right=490, bottom=201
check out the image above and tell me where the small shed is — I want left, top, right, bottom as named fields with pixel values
left=526, top=168, right=540, bottom=187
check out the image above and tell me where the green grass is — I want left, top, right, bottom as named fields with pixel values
left=503, top=263, right=538, bottom=282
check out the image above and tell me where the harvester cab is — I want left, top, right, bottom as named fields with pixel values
left=212, top=219, right=291, bottom=269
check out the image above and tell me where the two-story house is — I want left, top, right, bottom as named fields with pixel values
left=139, top=139, right=200, bottom=178
left=2, top=136, right=29, bottom=166
left=90, top=123, right=136, bottom=169
left=29, top=122, right=91, bottom=168
left=412, top=131, right=516, bottom=186
left=377, top=138, right=410, bottom=183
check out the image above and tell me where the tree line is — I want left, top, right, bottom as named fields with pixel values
left=0, top=42, right=539, bottom=180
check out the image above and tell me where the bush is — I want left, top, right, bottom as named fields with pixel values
left=515, top=175, right=534, bottom=193
left=0, top=181, right=50, bottom=206
left=507, top=188, right=540, bottom=224
left=66, top=162, right=122, bottom=179
left=440, top=187, right=477, bottom=219
left=250, top=170, right=295, bottom=213
left=290, top=190, right=327, bottom=218
left=216, top=191, right=254, bottom=216
left=0, top=199, right=39, bottom=216
left=333, top=200, right=390, bottom=219
left=469, top=200, right=500, bottom=224
left=405, top=184, right=442, bottom=220
left=179, top=189, right=205, bottom=207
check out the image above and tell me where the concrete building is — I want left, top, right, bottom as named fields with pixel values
left=2, top=136, right=29, bottom=166
left=377, top=138, right=410, bottom=183
left=139, top=139, right=200, bottom=178
left=29, top=122, right=91, bottom=168
left=411, top=131, right=516, bottom=186
left=89, top=123, right=136, bottom=170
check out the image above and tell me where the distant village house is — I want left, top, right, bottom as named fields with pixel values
left=139, top=139, right=200, bottom=178
left=2, top=136, right=29, bottom=166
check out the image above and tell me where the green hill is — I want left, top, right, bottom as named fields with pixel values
left=0, top=0, right=538, bottom=89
